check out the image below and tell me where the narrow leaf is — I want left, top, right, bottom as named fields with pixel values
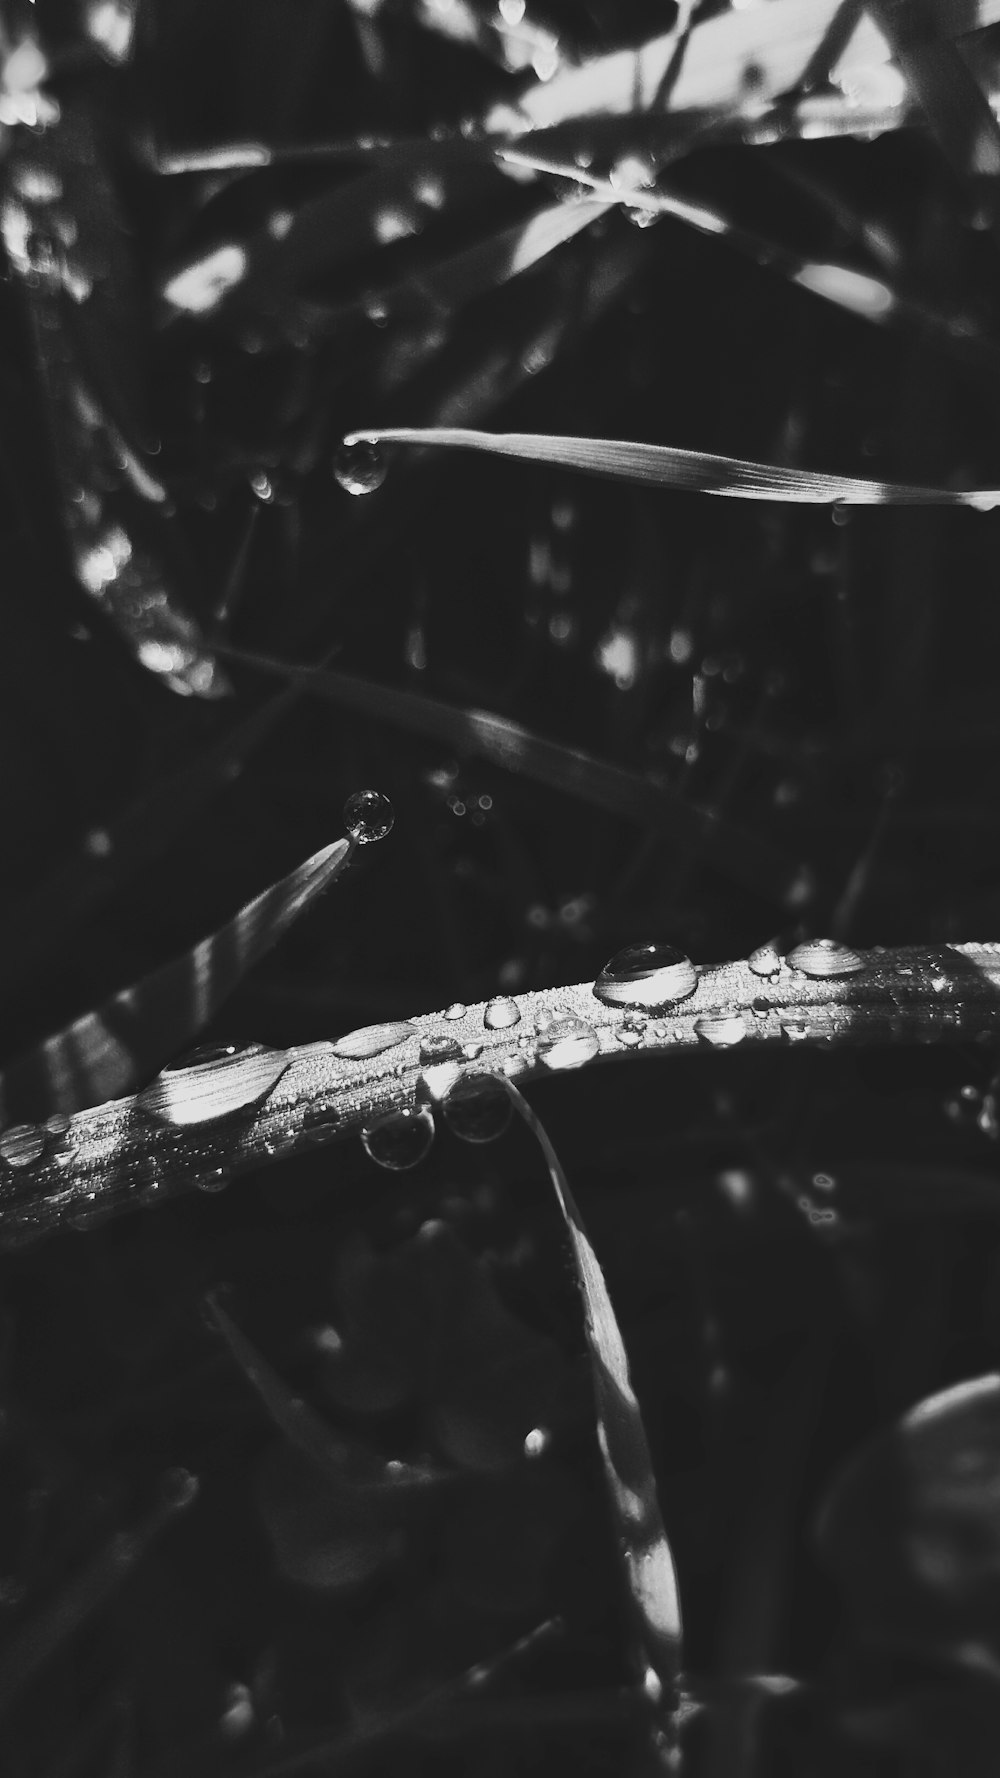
left=505, top=1081, right=683, bottom=1766
left=343, top=426, right=1000, bottom=506
left=220, top=646, right=805, bottom=906
left=0, top=838, right=352, bottom=1121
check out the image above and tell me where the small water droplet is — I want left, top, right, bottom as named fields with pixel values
left=593, top=942, right=698, bottom=1010
left=444, top=1002, right=467, bottom=1020
left=442, top=1073, right=512, bottom=1144
left=750, top=997, right=770, bottom=1018
left=196, top=1167, right=228, bottom=1193
left=361, top=1105, right=435, bottom=1171
left=694, top=1012, right=746, bottom=1047
left=747, top=943, right=781, bottom=976
left=651, top=1022, right=669, bottom=1039
left=334, top=438, right=386, bottom=496
left=419, top=1059, right=464, bottom=1102
left=301, top=1103, right=341, bottom=1143
left=615, top=1022, right=646, bottom=1047
left=419, top=1032, right=464, bottom=1064
left=524, top=1426, right=551, bottom=1458
left=536, top=1015, right=600, bottom=1071
left=343, top=788, right=394, bottom=844
left=0, top=1125, right=46, bottom=1168
left=786, top=938, right=864, bottom=978
left=462, top=1041, right=484, bottom=1060
left=137, top=1046, right=288, bottom=1126
left=332, top=1020, right=415, bottom=1060
left=781, top=1020, right=809, bottom=1043
left=484, top=996, right=521, bottom=1029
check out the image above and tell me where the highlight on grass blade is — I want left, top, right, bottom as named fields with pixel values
left=0, top=830, right=361, bottom=1121
left=504, top=1080, right=683, bottom=1768
left=340, top=426, right=1000, bottom=507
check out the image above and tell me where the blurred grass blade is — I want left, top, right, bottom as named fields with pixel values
left=343, top=426, right=1000, bottom=505
left=0, top=839, right=352, bottom=1120
left=220, top=647, right=805, bottom=906
left=486, top=0, right=1000, bottom=133
left=868, top=0, right=1000, bottom=238
left=1, top=110, right=227, bottom=697
left=505, top=1082, right=683, bottom=1767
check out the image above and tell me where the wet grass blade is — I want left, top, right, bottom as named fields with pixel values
left=0, top=839, right=352, bottom=1120
left=343, top=426, right=1000, bottom=506
left=219, top=646, right=805, bottom=906
left=505, top=1081, right=683, bottom=1769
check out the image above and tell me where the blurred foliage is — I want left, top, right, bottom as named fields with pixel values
left=3, top=0, right=1000, bottom=1773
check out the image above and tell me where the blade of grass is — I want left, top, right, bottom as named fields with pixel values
left=343, top=425, right=1000, bottom=505
left=504, top=1079, right=683, bottom=1769
left=218, top=645, right=806, bottom=906
left=0, top=837, right=353, bottom=1119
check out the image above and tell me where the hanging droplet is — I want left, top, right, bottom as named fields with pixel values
left=0, top=1124, right=46, bottom=1168
left=418, top=1032, right=464, bottom=1065
left=442, top=1073, right=512, bottom=1144
left=334, top=438, right=386, bottom=496
left=786, top=938, right=864, bottom=979
left=343, top=788, right=394, bottom=844
left=444, top=1002, right=467, bottom=1020
left=361, top=1105, right=435, bottom=1171
left=332, top=1020, right=414, bottom=1060
left=418, top=1059, right=464, bottom=1102
left=694, top=1012, right=747, bottom=1048
left=747, top=942, right=782, bottom=977
left=593, top=942, right=698, bottom=1010
left=483, top=996, right=521, bottom=1030
left=536, top=1015, right=600, bottom=1072
left=136, top=1045, right=288, bottom=1126
left=781, top=1020, right=809, bottom=1043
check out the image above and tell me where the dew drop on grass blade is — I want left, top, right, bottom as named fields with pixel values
left=505, top=1081, right=684, bottom=1767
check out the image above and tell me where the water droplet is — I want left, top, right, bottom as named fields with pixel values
left=750, top=997, right=770, bottom=1018
left=786, top=938, right=864, bottom=978
left=462, top=1041, right=484, bottom=1060
left=536, top=1015, right=600, bottom=1071
left=651, top=1022, right=669, bottom=1039
left=444, top=1002, right=467, bottom=1020
left=524, top=1426, right=551, bottom=1458
left=301, top=1104, right=341, bottom=1143
left=418, top=1032, right=464, bottom=1064
left=361, top=1105, right=435, bottom=1171
left=593, top=942, right=698, bottom=1010
left=483, top=996, right=521, bottom=1030
left=442, top=1074, right=512, bottom=1144
left=0, top=1125, right=46, bottom=1168
left=196, top=1167, right=228, bottom=1193
left=334, top=438, right=386, bottom=496
left=780, top=1020, right=809, bottom=1043
left=343, top=788, right=394, bottom=844
left=615, top=1021, right=646, bottom=1047
left=694, top=1013, right=746, bottom=1047
left=136, top=1046, right=288, bottom=1126
left=418, top=1059, right=464, bottom=1102
left=332, top=1020, right=415, bottom=1060
left=747, top=943, right=781, bottom=976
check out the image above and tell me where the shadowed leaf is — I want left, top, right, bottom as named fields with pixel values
left=344, top=424, right=1000, bottom=505
left=505, top=1081, right=683, bottom=1769
left=0, top=838, right=352, bottom=1120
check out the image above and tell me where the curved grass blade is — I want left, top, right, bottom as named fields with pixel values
left=0, top=838, right=352, bottom=1120
left=505, top=1080, right=683, bottom=1768
left=219, top=647, right=805, bottom=906
left=1, top=108, right=227, bottom=697
left=342, top=426, right=1000, bottom=506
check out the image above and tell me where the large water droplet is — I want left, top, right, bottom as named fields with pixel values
left=747, top=942, right=781, bottom=977
left=418, top=1032, right=464, bottom=1065
left=0, top=1124, right=46, bottom=1168
left=694, top=1012, right=747, bottom=1048
left=361, top=1105, right=435, bottom=1171
left=136, top=1045, right=288, bottom=1126
left=442, top=1073, right=512, bottom=1144
left=536, top=1015, right=600, bottom=1071
left=332, top=1020, right=415, bottom=1059
left=786, top=938, right=864, bottom=979
left=593, top=942, right=698, bottom=1010
left=343, top=788, right=394, bottom=844
left=334, top=438, right=386, bottom=496
left=483, top=996, right=521, bottom=1030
